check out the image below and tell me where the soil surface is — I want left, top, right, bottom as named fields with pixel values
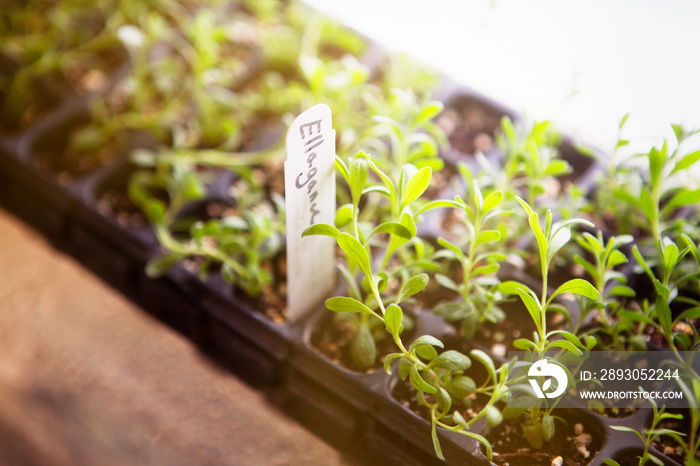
left=488, top=417, right=602, bottom=466
left=310, top=310, right=414, bottom=373
left=33, top=133, right=122, bottom=185
left=97, top=188, right=150, bottom=229
left=436, top=100, right=501, bottom=156
left=391, top=376, right=602, bottom=466
left=238, top=254, right=288, bottom=323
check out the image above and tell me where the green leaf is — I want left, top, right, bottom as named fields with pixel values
left=463, top=431, right=492, bottom=462
left=362, top=185, right=391, bottom=196
left=325, top=296, right=380, bottom=319
left=611, top=425, right=645, bottom=439
left=499, top=280, right=533, bottom=296
left=415, top=199, right=463, bottom=216
left=429, top=350, right=471, bottom=371
left=672, top=149, right=700, bottom=174
left=523, top=424, right=544, bottom=449
left=473, top=264, right=500, bottom=276
left=663, top=241, right=680, bottom=274
left=603, top=459, right=621, bottom=466
left=608, top=249, right=629, bottom=268
left=385, top=212, right=416, bottom=260
left=431, top=419, right=444, bottom=460
left=349, top=151, right=369, bottom=205
left=337, top=232, right=371, bottom=278
left=550, top=278, right=599, bottom=302
left=547, top=225, right=571, bottom=263
left=485, top=405, right=503, bottom=428
left=515, top=196, right=534, bottom=216
left=334, top=155, right=349, bottom=183
left=503, top=395, right=537, bottom=417
left=526, top=211, right=548, bottom=270
left=543, top=160, right=571, bottom=177
left=648, top=146, right=665, bottom=187
left=144, top=199, right=166, bottom=223
left=639, top=190, right=656, bottom=224
left=513, top=339, right=539, bottom=351
left=542, top=414, right=555, bottom=441
left=417, top=100, right=443, bottom=125
left=676, top=307, right=700, bottom=322
left=409, top=335, right=444, bottom=353
left=664, top=189, right=700, bottom=212
left=383, top=352, right=403, bottom=375
left=477, top=230, right=501, bottom=245
left=437, top=237, right=464, bottom=258
left=452, top=411, right=469, bottom=429
left=471, top=349, right=496, bottom=383
left=402, top=166, right=432, bottom=209
left=416, top=345, right=438, bottom=361
left=410, top=364, right=436, bottom=394
left=481, top=191, right=503, bottom=213
left=545, top=340, right=583, bottom=356
left=302, top=223, right=340, bottom=239
left=608, top=285, right=635, bottom=298
left=447, top=376, right=476, bottom=399
left=352, top=323, right=377, bottom=369
left=370, top=222, right=413, bottom=241
left=435, top=274, right=460, bottom=293
left=516, top=288, right=543, bottom=336
left=398, top=358, right=413, bottom=380
left=436, top=387, right=452, bottom=416
left=654, top=280, right=673, bottom=337
left=335, top=204, right=353, bottom=228
left=396, top=273, right=429, bottom=304
left=145, top=253, right=180, bottom=277
left=385, top=304, right=403, bottom=336
left=617, top=310, right=654, bottom=326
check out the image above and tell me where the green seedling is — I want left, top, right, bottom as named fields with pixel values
left=135, top=169, right=286, bottom=297
left=611, top=395, right=686, bottom=466
left=574, top=232, right=646, bottom=349
left=498, top=198, right=599, bottom=449
left=305, top=151, right=505, bottom=461
left=433, top=176, right=507, bottom=339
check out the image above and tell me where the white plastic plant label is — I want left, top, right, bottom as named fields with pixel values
left=284, top=104, right=336, bottom=322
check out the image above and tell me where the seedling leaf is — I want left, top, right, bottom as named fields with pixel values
left=397, top=273, right=429, bottom=303
left=385, top=304, right=403, bottom=336
left=302, top=223, right=340, bottom=239
left=337, top=232, right=371, bottom=278
left=326, top=296, right=380, bottom=319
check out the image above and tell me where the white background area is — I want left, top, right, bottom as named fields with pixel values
left=304, top=0, right=700, bottom=152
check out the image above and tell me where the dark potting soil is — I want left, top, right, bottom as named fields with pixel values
left=391, top=374, right=490, bottom=425
left=96, top=189, right=150, bottom=229
left=391, top=376, right=601, bottom=466
left=488, top=417, right=602, bottom=466
left=469, top=303, right=566, bottom=358
left=238, top=255, right=288, bottom=324
left=436, top=103, right=500, bottom=156
left=62, top=46, right=128, bottom=96
left=310, top=310, right=414, bottom=373
left=34, top=145, right=118, bottom=185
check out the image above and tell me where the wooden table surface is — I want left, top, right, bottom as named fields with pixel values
left=0, top=208, right=362, bottom=466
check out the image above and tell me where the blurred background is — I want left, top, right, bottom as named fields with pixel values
left=306, top=0, right=700, bottom=149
